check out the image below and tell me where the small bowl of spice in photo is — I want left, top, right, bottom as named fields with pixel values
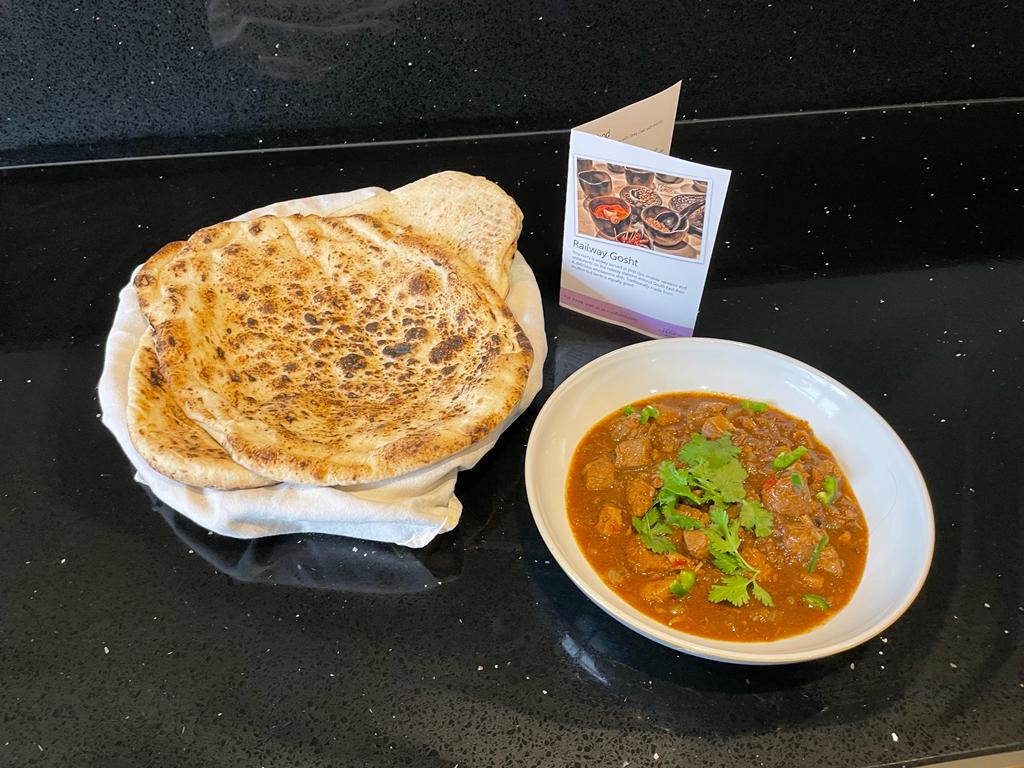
left=669, top=193, right=705, bottom=215
left=606, top=163, right=626, bottom=174
left=619, top=185, right=662, bottom=220
left=576, top=158, right=595, bottom=172
left=655, top=173, right=684, bottom=184
left=692, top=180, right=708, bottom=193
left=578, top=170, right=613, bottom=198
left=625, top=167, right=655, bottom=186
left=687, top=203, right=705, bottom=236
left=587, top=195, right=633, bottom=239
left=640, top=204, right=689, bottom=248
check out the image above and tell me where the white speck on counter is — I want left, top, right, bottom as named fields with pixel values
left=542, top=689, right=548, bottom=695
left=891, top=732, right=899, bottom=743
left=850, top=662, right=856, bottom=669
left=653, top=753, right=660, bottom=761
left=984, top=602, right=991, bottom=608
left=476, top=665, right=483, bottom=671
left=103, top=646, right=109, bottom=654
left=950, top=662, right=958, bottom=668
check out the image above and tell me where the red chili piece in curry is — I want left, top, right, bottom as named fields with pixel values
left=566, top=393, right=868, bottom=641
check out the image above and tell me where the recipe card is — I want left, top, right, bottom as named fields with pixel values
left=560, top=83, right=731, bottom=338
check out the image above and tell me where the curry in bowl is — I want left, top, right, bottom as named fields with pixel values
left=567, top=393, right=868, bottom=642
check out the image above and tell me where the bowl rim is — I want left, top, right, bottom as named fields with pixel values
left=524, top=337, right=935, bottom=665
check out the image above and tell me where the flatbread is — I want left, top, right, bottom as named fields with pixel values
left=135, top=212, right=533, bottom=486
left=127, top=328, right=276, bottom=489
left=332, top=171, right=522, bottom=297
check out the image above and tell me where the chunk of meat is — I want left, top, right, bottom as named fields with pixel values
left=608, top=414, right=642, bottom=442
left=653, top=403, right=682, bottom=425
left=625, top=479, right=655, bottom=516
left=701, top=413, right=735, bottom=440
left=685, top=401, right=728, bottom=431
left=595, top=504, right=627, bottom=536
left=639, top=576, right=678, bottom=603
left=655, top=428, right=682, bottom=454
left=810, top=458, right=838, bottom=487
left=682, top=530, right=709, bottom=560
left=625, top=536, right=673, bottom=574
left=814, top=545, right=844, bottom=577
left=583, top=458, right=616, bottom=490
left=615, top=436, right=651, bottom=468
left=762, top=475, right=817, bottom=519
left=798, top=571, right=825, bottom=591
left=777, top=520, right=844, bottom=577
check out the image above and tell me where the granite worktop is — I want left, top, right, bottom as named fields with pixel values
left=1, top=101, right=1021, bottom=766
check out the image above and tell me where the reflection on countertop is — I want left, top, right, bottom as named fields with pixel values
left=148, top=489, right=463, bottom=594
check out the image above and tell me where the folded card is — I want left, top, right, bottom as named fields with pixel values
left=560, top=83, right=731, bottom=338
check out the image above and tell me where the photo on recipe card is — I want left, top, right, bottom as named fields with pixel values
left=574, top=155, right=709, bottom=261
left=561, top=130, right=730, bottom=339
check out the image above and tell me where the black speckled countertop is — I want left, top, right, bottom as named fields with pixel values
left=1, top=102, right=1022, bottom=767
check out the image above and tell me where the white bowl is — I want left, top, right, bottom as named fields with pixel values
left=524, top=338, right=934, bottom=665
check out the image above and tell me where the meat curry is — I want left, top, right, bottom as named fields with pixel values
left=567, top=393, right=868, bottom=641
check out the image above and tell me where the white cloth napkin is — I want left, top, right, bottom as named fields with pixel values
left=97, top=188, right=547, bottom=548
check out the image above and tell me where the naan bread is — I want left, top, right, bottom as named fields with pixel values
left=135, top=212, right=533, bottom=486
left=332, top=171, right=522, bottom=297
left=127, top=329, right=276, bottom=489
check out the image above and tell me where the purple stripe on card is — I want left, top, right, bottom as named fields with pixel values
left=559, top=287, right=693, bottom=338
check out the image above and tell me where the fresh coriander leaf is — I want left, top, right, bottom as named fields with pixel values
left=631, top=509, right=660, bottom=539
left=806, top=533, right=830, bottom=573
left=658, top=461, right=689, bottom=495
left=739, top=499, right=773, bottom=537
left=772, top=445, right=808, bottom=470
left=815, top=474, right=838, bottom=505
left=658, top=461, right=704, bottom=506
left=707, top=574, right=752, bottom=607
left=707, top=507, right=731, bottom=539
left=632, top=510, right=677, bottom=554
left=622, top=405, right=637, bottom=415
left=677, top=434, right=748, bottom=505
left=693, top=460, right=748, bottom=505
left=751, top=581, right=774, bottom=607
left=639, top=405, right=659, bottom=424
left=669, top=570, right=696, bottom=597
left=663, top=509, right=703, bottom=530
left=791, top=472, right=803, bottom=487
left=803, top=593, right=831, bottom=610
left=705, top=509, right=758, bottom=574
left=679, top=433, right=742, bottom=469
left=641, top=533, right=677, bottom=554
left=711, top=552, right=744, bottom=575
left=653, top=486, right=678, bottom=510
left=740, top=399, right=768, bottom=413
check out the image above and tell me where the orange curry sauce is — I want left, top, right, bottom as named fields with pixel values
left=566, top=393, right=868, bottom=641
